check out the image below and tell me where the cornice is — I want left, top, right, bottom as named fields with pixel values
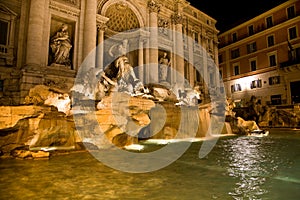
left=49, top=0, right=80, bottom=17
left=219, top=0, right=298, bottom=36
left=219, top=16, right=300, bottom=51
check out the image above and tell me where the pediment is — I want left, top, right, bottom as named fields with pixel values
left=0, top=3, right=18, bottom=16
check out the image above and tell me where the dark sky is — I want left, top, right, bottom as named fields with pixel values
left=188, top=0, right=289, bottom=33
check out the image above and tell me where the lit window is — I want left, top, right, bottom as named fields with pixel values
left=269, top=76, right=280, bottom=85
left=250, top=79, right=262, bottom=89
left=231, top=84, right=242, bottom=93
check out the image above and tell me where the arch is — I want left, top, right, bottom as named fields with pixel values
left=99, top=0, right=145, bottom=31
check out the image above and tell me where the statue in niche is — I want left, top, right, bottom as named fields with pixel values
left=50, top=24, right=72, bottom=66
left=159, top=51, right=170, bottom=82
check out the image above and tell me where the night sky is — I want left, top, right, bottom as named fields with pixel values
left=188, top=0, right=289, bottom=33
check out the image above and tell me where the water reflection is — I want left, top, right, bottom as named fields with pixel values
left=223, top=137, right=276, bottom=199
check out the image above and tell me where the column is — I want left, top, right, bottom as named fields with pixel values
left=83, top=0, right=97, bottom=66
left=201, top=34, right=209, bottom=97
left=148, top=0, right=160, bottom=83
left=214, top=39, right=220, bottom=89
left=187, top=31, right=195, bottom=87
left=138, top=38, right=144, bottom=83
left=96, top=23, right=106, bottom=69
left=25, top=0, right=46, bottom=67
left=173, top=13, right=185, bottom=87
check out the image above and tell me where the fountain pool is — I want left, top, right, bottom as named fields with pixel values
left=1, top=129, right=300, bottom=199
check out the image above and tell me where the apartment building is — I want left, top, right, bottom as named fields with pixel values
left=218, top=0, right=300, bottom=106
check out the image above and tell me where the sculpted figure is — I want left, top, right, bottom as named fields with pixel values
left=98, top=55, right=143, bottom=96
left=159, top=52, right=170, bottom=82
left=50, top=24, right=72, bottom=66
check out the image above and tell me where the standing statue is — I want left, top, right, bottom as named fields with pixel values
left=159, top=52, right=170, bottom=82
left=50, top=24, right=72, bottom=66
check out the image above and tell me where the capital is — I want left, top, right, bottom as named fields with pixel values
left=172, top=13, right=183, bottom=25
left=97, top=23, right=107, bottom=32
left=148, top=0, right=160, bottom=13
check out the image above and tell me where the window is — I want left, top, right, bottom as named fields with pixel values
left=250, top=80, right=262, bottom=89
left=250, top=60, right=257, bottom=71
left=0, top=20, right=8, bottom=46
left=266, top=16, right=273, bottom=28
left=248, top=25, right=254, bottom=36
left=267, top=35, right=275, bottom=47
left=0, top=4, right=17, bottom=65
left=269, top=54, right=277, bottom=66
left=269, top=76, right=280, bottom=85
left=193, top=11, right=198, bottom=18
left=234, top=65, right=240, bottom=75
left=231, top=48, right=240, bottom=59
left=194, top=32, right=199, bottom=43
left=232, top=32, right=237, bottom=42
left=196, top=70, right=201, bottom=82
left=0, top=80, right=3, bottom=92
left=231, top=84, right=242, bottom=93
left=218, top=54, right=223, bottom=63
left=271, top=95, right=281, bottom=105
left=289, top=27, right=297, bottom=40
left=287, top=5, right=295, bottom=19
left=247, top=42, right=257, bottom=53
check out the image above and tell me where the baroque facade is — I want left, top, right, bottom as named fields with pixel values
left=0, top=0, right=220, bottom=105
left=218, top=0, right=300, bottom=106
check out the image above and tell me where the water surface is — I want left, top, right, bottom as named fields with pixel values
left=1, top=129, right=300, bottom=199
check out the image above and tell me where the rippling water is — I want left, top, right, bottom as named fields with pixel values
left=1, top=129, right=300, bottom=199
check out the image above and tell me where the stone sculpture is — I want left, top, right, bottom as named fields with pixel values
left=50, top=24, right=72, bottom=66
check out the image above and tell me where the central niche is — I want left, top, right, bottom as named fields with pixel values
left=105, top=2, right=140, bottom=32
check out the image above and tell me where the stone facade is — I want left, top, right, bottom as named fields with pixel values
left=0, top=0, right=220, bottom=105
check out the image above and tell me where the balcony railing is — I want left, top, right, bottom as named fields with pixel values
left=0, top=44, right=8, bottom=54
left=280, top=58, right=300, bottom=68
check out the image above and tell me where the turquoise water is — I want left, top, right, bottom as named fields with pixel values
left=1, top=129, right=300, bottom=199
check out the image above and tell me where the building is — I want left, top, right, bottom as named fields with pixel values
left=0, top=0, right=220, bottom=105
left=218, top=0, right=300, bottom=106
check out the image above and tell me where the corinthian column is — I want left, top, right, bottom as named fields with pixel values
left=172, top=13, right=185, bottom=87
left=148, top=0, right=160, bottom=83
left=96, top=23, right=106, bottom=69
left=26, top=0, right=47, bottom=67
left=83, top=0, right=97, bottom=66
